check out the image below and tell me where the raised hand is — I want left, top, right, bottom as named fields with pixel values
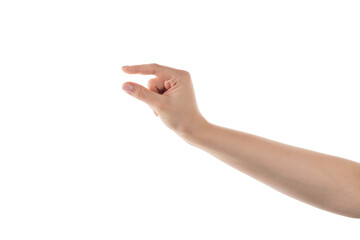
left=122, top=63, right=207, bottom=136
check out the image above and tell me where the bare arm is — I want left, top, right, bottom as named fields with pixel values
left=180, top=118, right=360, bottom=218
left=122, top=63, right=360, bottom=218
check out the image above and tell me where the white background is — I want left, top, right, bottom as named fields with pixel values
left=0, top=0, right=359, bottom=239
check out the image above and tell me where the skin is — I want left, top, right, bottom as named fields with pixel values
left=122, top=63, right=360, bottom=218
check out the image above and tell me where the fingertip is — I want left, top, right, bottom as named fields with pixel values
left=122, top=65, right=131, bottom=72
left=122, top=82, right=134, bottom=93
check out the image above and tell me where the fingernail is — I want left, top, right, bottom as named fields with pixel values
left=122, top=83, right=134, bottom=93
left=122, top=65, right=130, bottom=69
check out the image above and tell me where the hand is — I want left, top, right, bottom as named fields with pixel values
left=122, top=63, right=207, bottom=137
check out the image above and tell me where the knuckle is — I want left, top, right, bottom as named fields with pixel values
left=149, top=63, right=160, bottom=75
left=148, top=77, right=157, bottom=87
left=180, top=70, right=191, bottom=78
left=150, top=63, right=160, bottom=67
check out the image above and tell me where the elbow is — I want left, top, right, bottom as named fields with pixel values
left=347, top=191, right=360, bottom=218
left=352, top=174, right=360, bottom=218
left=346, top=212, right=360, bottom=219
left=337, top=205, right=360, bottom=219
left=330, top=184, right=360, bottom=218
left=334, top=207, right=360, bottom=219
left=351, top=201, right=360, bottom=219
left=346, top=191, right=360, bottom=219
left=346, top=167, right=360, bottom=218
left=346, top=210, right=360, bottom=219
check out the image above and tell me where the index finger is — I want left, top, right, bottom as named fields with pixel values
left=122, top=63, right=174, bottom=79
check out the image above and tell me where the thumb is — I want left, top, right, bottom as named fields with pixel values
left=122, top=82, right=162, bottom=107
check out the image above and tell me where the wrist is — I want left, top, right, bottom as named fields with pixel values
left=176, top=115, right=212, bottom=146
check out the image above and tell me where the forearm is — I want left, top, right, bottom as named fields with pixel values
left=180, top=119, right=360, bottom=218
